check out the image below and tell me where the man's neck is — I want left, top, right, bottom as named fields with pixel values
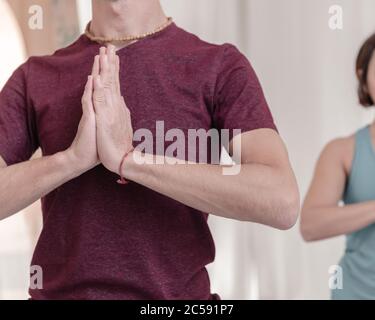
left=90, top=0, right=167, bottom=45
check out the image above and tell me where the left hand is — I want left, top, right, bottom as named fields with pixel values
left=92, top=45, right=133, bottom=174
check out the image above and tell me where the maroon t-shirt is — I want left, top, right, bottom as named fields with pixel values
left=0, top=23, right=276, bottom=300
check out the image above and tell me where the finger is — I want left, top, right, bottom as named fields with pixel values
left=115, top=55, right=121, bottom=95
left=86, top=75, right=95, bottom=113
left=99, top=47, right=110, bottom=86
left=93, top=75, right=106, bottom=111
left=107, top=45, right=119, bottom=94
left=104, top=87, right=114, bottom=110
left=107, top=44, right=116, bottom=65
left=82, top=75, right=94, bottom=115
left=107, top=44, right=116, bottom=75
left=91, top=55, right=100, bottom=77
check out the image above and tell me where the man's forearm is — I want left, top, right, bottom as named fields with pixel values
left=124, top=151, right=299, bottom=229
left=0, top=151, right=86, bottom=221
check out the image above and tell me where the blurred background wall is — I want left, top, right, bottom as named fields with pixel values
left=1, top=0, right=375, bottom=299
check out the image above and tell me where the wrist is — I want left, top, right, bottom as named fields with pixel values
left=121, top=149, right=153, bottom=181
left=115, top=148, right=136, bottom=183
left=59, top=149, right=90, bottom=178
left=121, top=149, right=140, bottom=180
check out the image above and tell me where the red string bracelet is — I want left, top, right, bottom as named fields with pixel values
left=117, top=147, right=134, bottom=185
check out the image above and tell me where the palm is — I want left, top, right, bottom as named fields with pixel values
left=92, top=46, right=134, bottom=173
left=69, top=75, right=99, bottom=171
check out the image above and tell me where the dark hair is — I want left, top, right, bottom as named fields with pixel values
left=356, top=33, right=375, bottom=107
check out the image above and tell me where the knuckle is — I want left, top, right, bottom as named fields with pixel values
left=93, top=92, right=104, bottom=102
left=103, top=79, right=114, bottom=89
left=81, top=113, right=89, bottom=122
left=81, top=96, right=89, bottom=105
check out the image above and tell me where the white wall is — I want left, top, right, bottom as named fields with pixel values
left=76, top=0, right=92, bottom=33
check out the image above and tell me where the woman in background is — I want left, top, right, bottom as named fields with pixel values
left=301, top=33, right=375, bottom=300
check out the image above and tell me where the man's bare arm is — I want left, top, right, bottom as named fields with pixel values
left=123, top=129, right=300, bottom=230
left=91, top=46, right=300, bottom=230
left=0, top=74, right=99, bottom=221
left=0, top=153, right=86, bottom=221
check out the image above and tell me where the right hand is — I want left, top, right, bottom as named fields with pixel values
left=66, top=75, right=99, bottom=173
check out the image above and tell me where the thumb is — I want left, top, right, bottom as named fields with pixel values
left=82, top=75, right=94, bottom=115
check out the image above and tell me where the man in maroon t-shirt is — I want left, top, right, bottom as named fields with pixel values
left=0, top=0, right=300, bottom=300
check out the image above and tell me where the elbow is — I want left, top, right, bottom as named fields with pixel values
left=237, top=177, right=300, bottom=230
left=276, top=194, right=300, bottom=230
left=0, top=201, right=13, bottom=222
left=301, top=231, right=314, bottom=243
left=300, top=225, right=315, bottom=242
left=299, top=206, right=319, bottom=242
left=0, top=209, right=7, bottom=222
left=299, top=215, right=317, bottom=242
left=271, top=171, right=301, bottom=231
left=0, top=203, right=5, bottom=222
left=271, top=189, right=300, bottom=231
left=0, top=209, right=10, bottom=222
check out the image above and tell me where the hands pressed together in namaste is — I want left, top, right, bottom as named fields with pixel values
left=68, top=45, right=134, bottom=178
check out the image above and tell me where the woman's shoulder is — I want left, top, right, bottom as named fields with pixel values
left=322, top=133, right=357, bottom=175
left=324, top=125, right=371, bottom=155
left=326, top=134, right=355, bottom=150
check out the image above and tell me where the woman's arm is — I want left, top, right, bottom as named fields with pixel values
left=301, top=138, right=375, bottom=242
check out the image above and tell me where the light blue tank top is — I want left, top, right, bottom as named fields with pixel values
left=331, top=125, right=375, bottom=300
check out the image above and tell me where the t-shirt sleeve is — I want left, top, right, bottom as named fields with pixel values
left=212, top=44, right=278, bottom=139
left=0, top=62, right=39, bottom=165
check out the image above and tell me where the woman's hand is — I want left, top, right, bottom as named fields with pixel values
left=92, top=45, right=134, bottom=174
